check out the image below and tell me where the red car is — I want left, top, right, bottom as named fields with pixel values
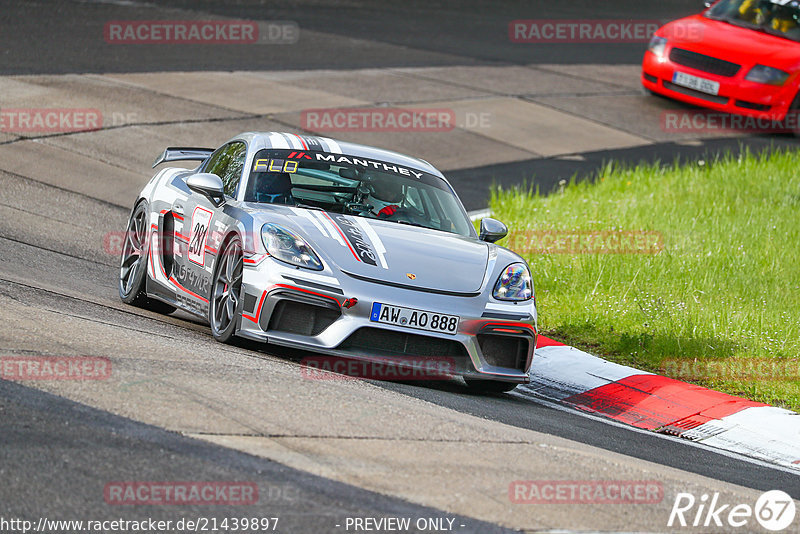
left=642, top=0, right=800, bottom=132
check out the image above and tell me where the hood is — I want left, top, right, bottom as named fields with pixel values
left=662, top=15, right=800, bottom=67
left=250, top=206, right=489, bottom=293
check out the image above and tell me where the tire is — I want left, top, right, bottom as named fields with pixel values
left=209, top=234, right=244, bottom=343
left=119, top=201, right=150, bottom=306
left=464, top=378, right=519, bottom=393
left=119, top=201, right=177, bottom=314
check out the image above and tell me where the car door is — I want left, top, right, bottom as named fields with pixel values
left=173, top=141, right=247, bottom=312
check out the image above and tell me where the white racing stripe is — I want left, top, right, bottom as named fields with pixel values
left=281, top=132, right=303, bottom=149
left=313, top=211, right=346, bottom=247
left=354, top=218, right=388, bottom=269
left=268, top=132, right=290, bottom=149
left=322, top=136, right=342, bottom=154
left=485, top=302, right=528, bottom=312
left=283, top=271, right=341, bottom=286
left=291, top=207, right=329, bottom=238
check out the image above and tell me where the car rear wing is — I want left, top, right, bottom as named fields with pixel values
left=152, top=147, right=215, bottom=168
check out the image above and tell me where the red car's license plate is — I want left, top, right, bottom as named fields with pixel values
left=672, top=71, right=720, bottom=96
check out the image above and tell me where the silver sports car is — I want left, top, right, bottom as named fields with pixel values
left=119, top=132, right=537, bottom=391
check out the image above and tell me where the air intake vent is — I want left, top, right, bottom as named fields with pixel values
left=477, top=334, right=528, bottom=372
left=339, top=328, right=467, bottom=358
left=268, top=301, right=339, bottom=336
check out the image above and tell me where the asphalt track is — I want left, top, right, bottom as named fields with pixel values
left=1, top=1, right=799, bottom=533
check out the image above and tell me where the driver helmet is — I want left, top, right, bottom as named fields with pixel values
left=367, top=176, right=403, bottom=212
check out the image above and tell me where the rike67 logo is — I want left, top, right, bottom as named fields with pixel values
left=669, top=490, right=796, bottom=531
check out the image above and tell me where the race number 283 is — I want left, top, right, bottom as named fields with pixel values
left=188, top=207, right=213, bottom=266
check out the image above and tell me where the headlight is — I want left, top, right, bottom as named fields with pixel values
left=493, top=263, right=533, bottom=302
left=261, top=223, right=323, bottom=271
left=745, top=65, right=790, bottom=86
left=648, top=36, right=668, bottom=57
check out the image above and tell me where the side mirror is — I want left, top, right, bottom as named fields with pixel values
left=479, top=218, right=508, bottom=243
left=187, top=173, right=225, bottom=207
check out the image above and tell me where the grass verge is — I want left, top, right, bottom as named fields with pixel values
left=490, top=148, right=800, bottom=410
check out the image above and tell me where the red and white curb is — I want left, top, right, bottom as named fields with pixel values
left=521, top=336, right=800, bottom=471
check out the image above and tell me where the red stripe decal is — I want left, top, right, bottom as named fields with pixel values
left=563, top=374, right=765, bottom=430
left=242, top=290, right=267, bottom=323
left=273, top=284, right=341, bottom=306
left=175, top=232, right=189, bottom=242
left=294, top=134, right=308, bottom=150
left=321, top=211, right=361, bottom=262
left=243, top=254, right=268, bottom=266
left=148, top=243, right=155, bottom=277
left=242, top=284, right=340, bottom=324
left=482, top=322, right=536, bottom=335
left=173, top=214, right=184, bottom=221
left=536, top=336, right=565, bottom=348
left=169, top=276, right=209, bottom=303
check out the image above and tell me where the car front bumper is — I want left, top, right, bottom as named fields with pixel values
left=236, top=254, right=537, bottom=383
left=642, top=49, right=797, bottom=121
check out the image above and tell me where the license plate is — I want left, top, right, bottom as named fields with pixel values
left=672, top=71, right=720, bottom=96
left=370, top=302, right=459, bottom=335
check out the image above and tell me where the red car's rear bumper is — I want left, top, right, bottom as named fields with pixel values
left=642, top=49, right=798, bottom=121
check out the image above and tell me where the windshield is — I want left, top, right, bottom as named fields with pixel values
left=706, top=0, right=800, bottom=41
left=243, top=149, right=474, bottom=237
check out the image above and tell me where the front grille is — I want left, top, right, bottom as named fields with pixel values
left=478, top=334, right=528, bottom=371
left=339, top=327, right=467, bottom=358
left=267, top=300, right=340, bottom=336
left=669, top=48, right=740, bottom=77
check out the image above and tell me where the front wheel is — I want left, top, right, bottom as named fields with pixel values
left=464, top=378, right=519, bottom=393
left=209, top=235, right=243, bottom=343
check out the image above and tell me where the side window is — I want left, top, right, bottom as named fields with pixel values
left=203, top=142, right=247, bottom=197
left=203, top=146, right=227, bottom=176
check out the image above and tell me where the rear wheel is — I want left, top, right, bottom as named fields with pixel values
left=118, top=201, right=176, bottom=314
left=209, top=235, right=243, bottom=343
left=119, top=202, right=149, bottom=305
left=464, top=378, right=519, bottom=393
